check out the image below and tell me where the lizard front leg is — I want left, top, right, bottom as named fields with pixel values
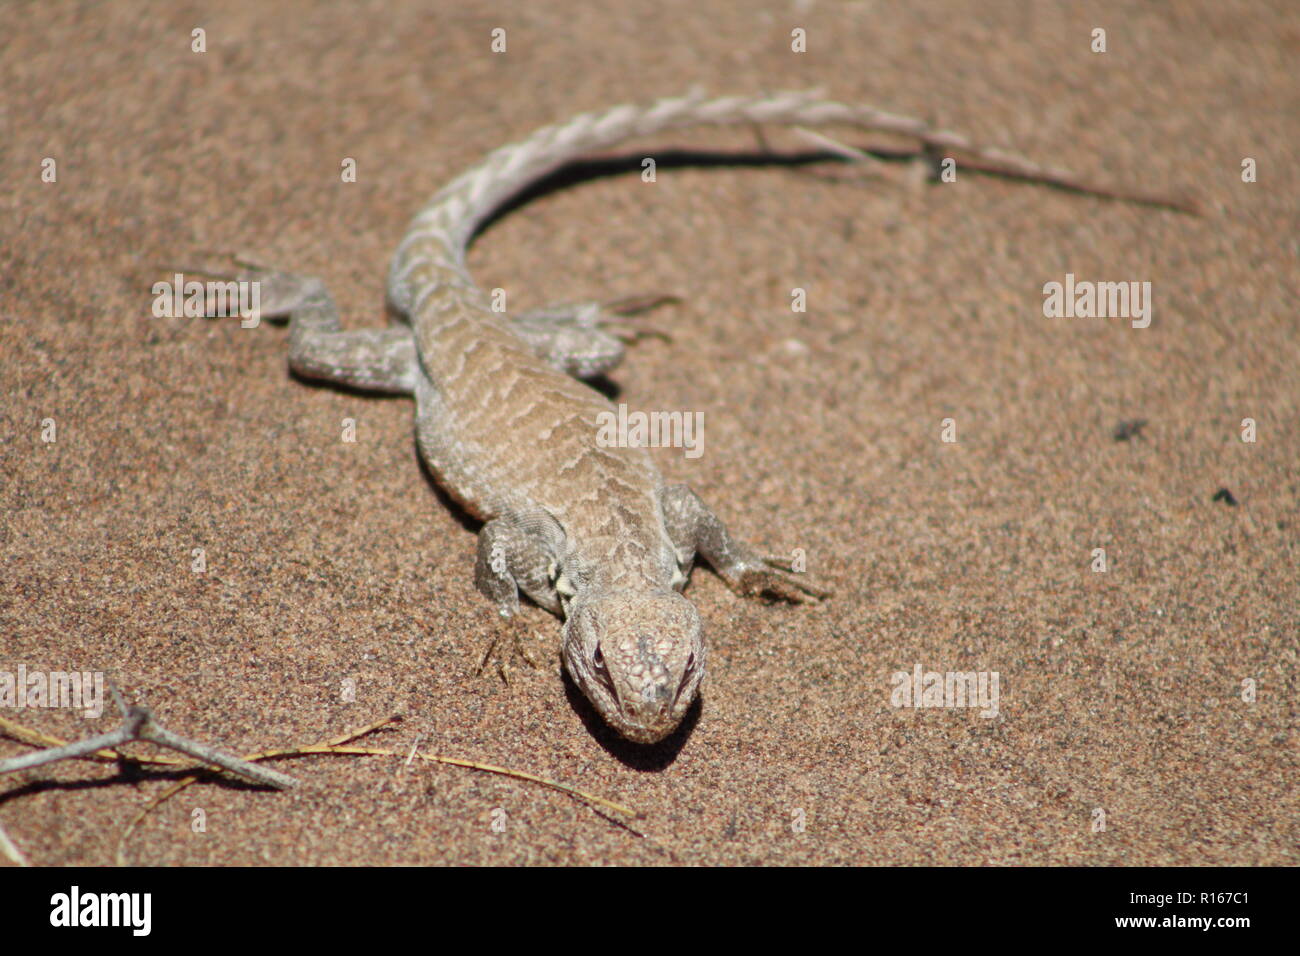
left=660, top=484, right=829, bottom=602
left=472, top=512, right=568, bottom=680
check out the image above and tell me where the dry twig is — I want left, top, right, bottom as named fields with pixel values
left=0, top=702, right=296, bottom=790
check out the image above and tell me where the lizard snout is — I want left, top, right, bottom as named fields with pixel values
left=630, top=683, right=674, bottom=715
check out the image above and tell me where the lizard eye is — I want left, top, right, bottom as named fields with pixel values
left=593, top=644, right=606, bottom=670
left=685, top=652, right=696, bottom=672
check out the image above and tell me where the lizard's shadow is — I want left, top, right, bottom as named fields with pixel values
left=409, top=444, right=481, bottom=535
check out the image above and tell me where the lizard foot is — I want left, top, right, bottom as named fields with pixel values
left=476, top=613, right=541, bottom=686
left=509, top=294, right=679, bottom=379
left=726, top=557, right=831, bottom=603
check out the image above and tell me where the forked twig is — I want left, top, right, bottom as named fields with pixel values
left=0, top=704, right=297, bottom=790
left=0, top=713, right=183, bottom=768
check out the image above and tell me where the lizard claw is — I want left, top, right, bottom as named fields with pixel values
left=729, top=558, right=831, bottom=603
left=601, top=292, right=682, bottom=316
left=476, top=613, right=540, bottom=686
left=598, top=293, right=680, bottom=343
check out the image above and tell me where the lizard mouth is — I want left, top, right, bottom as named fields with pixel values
left=608, top=679, right=695, bottom=744
left=595, top=676, right=681, bottom=744
left=610, top=711, right=681, bottom=745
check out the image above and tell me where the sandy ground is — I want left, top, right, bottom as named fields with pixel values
left=1, top=0, right=1296, bottom=866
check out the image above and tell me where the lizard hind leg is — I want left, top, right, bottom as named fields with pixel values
left=236, top=268, right=418, bottom=395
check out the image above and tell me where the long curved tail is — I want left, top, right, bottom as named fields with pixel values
left=386, top=90, right=1194, bottom=314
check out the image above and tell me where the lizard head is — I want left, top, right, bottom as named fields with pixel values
left=562, top=588, right=705, bottom=744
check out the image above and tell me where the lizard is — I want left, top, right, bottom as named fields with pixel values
left=230, top=91, right=1188, bottom=744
